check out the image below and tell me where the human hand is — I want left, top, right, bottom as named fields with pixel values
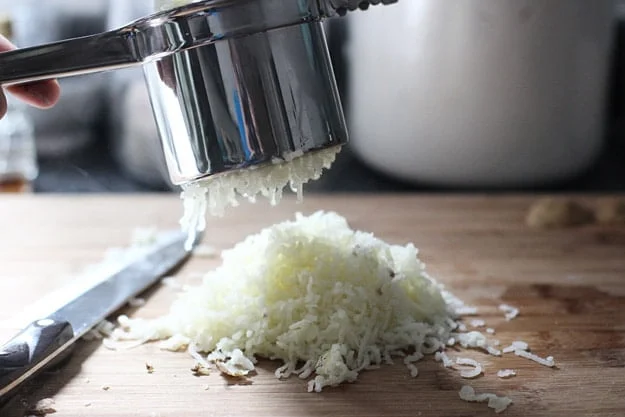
left=0, top=35, right=60, bottom=119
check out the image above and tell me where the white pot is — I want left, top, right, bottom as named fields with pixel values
left=347, top=0, right=617, bottom=187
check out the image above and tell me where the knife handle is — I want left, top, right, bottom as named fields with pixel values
left=0, top=319, right=74, bottom=399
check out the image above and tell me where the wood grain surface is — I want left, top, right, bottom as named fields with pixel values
left=1, top=194, right=624, bottom=417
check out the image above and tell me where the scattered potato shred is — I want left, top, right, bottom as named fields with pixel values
left=498, top=304, right=519, bottom=321
left=435, top=351, right=454, bottom=368
left=497, top=369, right=517, bottom=378
left=456, top=357, right=483, bottom=379
left=459, top=386, right=512, bottom=414
left=503, top=340, right=529, bottom=354
left=515, top=350, right=556, bottom=367
left=470, top=319, right=485, bottom=328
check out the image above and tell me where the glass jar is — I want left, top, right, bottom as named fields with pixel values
left=0, top=14, right=37, bottom=192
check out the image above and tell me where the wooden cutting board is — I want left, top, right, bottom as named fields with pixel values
left=1, top=194, right=624, bottom=417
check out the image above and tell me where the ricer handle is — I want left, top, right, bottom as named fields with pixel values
left=0, top=28, right=141, bottom=86
left=0, top=0, right=401, bottom=87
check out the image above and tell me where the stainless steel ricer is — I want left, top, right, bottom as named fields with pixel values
left=0, top=0, right=397, bottom=186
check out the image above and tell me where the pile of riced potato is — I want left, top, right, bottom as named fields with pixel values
left=99, top=210, right=558, bottom=414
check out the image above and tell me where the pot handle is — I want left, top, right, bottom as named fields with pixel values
left=0, top=28, right=141, bottom=86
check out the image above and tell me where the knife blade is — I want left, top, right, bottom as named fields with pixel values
left=0, top=230, right=198, bottom=401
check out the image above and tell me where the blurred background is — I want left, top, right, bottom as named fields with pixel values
left=1, top=0, right=625, bottom=194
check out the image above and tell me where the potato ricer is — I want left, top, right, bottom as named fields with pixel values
left=0, top=0, right=397, bottom=186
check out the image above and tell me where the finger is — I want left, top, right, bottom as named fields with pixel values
left=0, top=89, right=6, bottom=119
left=7, top=80, right=61, bottom=109
left=0, top=34, right=13, bottom=52
left=0, top=35, right=61, bottom=109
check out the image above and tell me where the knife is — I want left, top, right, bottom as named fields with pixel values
left=0, top=230, right=199, bottom=402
